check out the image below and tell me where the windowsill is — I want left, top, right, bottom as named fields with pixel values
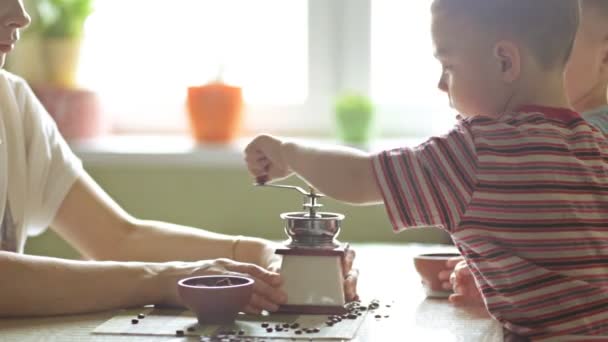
left=70, top=135, right=428, bottom=168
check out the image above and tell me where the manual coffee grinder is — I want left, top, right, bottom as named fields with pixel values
left=258, top=183, right=348, bottom=315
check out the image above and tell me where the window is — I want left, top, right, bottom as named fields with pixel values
left=371, top=0, right=457, bottom=136
left=78, top=0, right=309, bottom=133
left=75, top=0, right=455, bottom=137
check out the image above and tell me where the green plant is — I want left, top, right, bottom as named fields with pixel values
left=36, top=0, right=94, bottom=39
left=335, top=92, right=374, bottom=118
left=334, top=92, right=375, bottom=144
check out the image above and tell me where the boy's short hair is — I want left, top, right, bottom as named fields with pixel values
left=432, top=0, right=580, bottom=71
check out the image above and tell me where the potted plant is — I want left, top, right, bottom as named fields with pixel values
left=186, top=67, right=244, bottom=144
left=36, top=0, right=95, bottom=88
left=187, top=81, right=244, bottom=144
left=9, top=0, right=106, bottom=141
left=334, top=92, right=375, bottom=146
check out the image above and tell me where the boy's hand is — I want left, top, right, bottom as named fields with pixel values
left=244, top=134, right=293, bottom=184
left=437, top=257, right=484, bottom=306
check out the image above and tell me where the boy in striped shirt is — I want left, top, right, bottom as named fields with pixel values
left=244, top=0, right=608, bottom=339
left=441, top=0, right=608, bottom=313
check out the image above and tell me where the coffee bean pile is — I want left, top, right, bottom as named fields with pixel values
left=168, top=299, right=392, bottom=341
left=250, top=299, right=385, bottom=337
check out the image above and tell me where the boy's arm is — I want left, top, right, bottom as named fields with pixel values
left=245, top=135, right=383, bottom=204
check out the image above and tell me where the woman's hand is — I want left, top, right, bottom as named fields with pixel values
left=437, top=257, right=484, bottom=306
left=160, top=258, right=287, bottom=314
left=342, top=248, right=359, bottom=301
left=258, top=239, right=359, bottom=302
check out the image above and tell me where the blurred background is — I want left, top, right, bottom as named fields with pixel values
left=9, top=0, right=454, bottom=259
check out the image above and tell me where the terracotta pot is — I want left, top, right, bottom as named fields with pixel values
left=413, top=253, right=461, bottom=298
left=33, top=85, right=107, bottom=141
left=186, top=83, right=243, bottom=143
left=177, top=275, right=254, bottom=325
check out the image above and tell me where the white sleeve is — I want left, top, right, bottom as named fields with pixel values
left=18, top=80, right=83, bottom=236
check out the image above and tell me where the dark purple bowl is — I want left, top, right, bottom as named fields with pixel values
left=177, top=275, right=254, bottom=324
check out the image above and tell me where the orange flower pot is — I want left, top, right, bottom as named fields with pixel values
left=186, top=83, right=244, bottom=143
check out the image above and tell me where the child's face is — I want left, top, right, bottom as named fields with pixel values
left=431, top=7, right=513, bottom=117
left=564, top=5, right=608, bottom=111
left=0, top=0, right=30, bottom=68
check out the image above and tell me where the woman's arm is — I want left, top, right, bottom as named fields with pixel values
left=0, top=251, right=285, bottom=317
left=0, top=251, right=164, bottom=316
left=51, top=172, right=276, bottom=267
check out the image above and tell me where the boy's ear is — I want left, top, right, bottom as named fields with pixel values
left=494, top=41, right=521, bottom=83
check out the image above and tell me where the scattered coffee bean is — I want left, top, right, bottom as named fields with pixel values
left=266, top=327, right=273, bottom=333
left=275, top=327, right=283, bottom=332
left=290, top=323, right=300, bottom=329
left=347, top=313, right=358, bottom=319
left=325, top=320, right=334, bottom=326
left=187, top=326, right=195, bottom=332
left=261, top=322, right=269, bottom=328
left=384, top=315, right=390, bottom=318
left=375, top=314, right=382, bottom=318
left=282, top=323, right=290, bottom=328
left=175, top=329, right=184, bottom=336
left=131, top=319, right=138, bottom=324
left=137, top=313, right=145, bottom=319
left=238, top=330, right=245, bottom=335
left=312, top=328, right=320, bottom=333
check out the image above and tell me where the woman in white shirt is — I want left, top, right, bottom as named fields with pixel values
left=0, top=0, right=357, bottom=317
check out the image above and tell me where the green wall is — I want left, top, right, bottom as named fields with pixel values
left=25, top=165, right=451, bottom=259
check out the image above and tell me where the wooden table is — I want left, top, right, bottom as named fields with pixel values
left=0, top=244, right=503, bottom=341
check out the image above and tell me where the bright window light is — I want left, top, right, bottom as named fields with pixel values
left=78, top=0, right=308, bottom=132
left=371, top=0, right=457, bottom=135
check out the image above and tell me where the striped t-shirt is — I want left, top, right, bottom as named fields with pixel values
left=373, top=105, right=608, bottom=340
